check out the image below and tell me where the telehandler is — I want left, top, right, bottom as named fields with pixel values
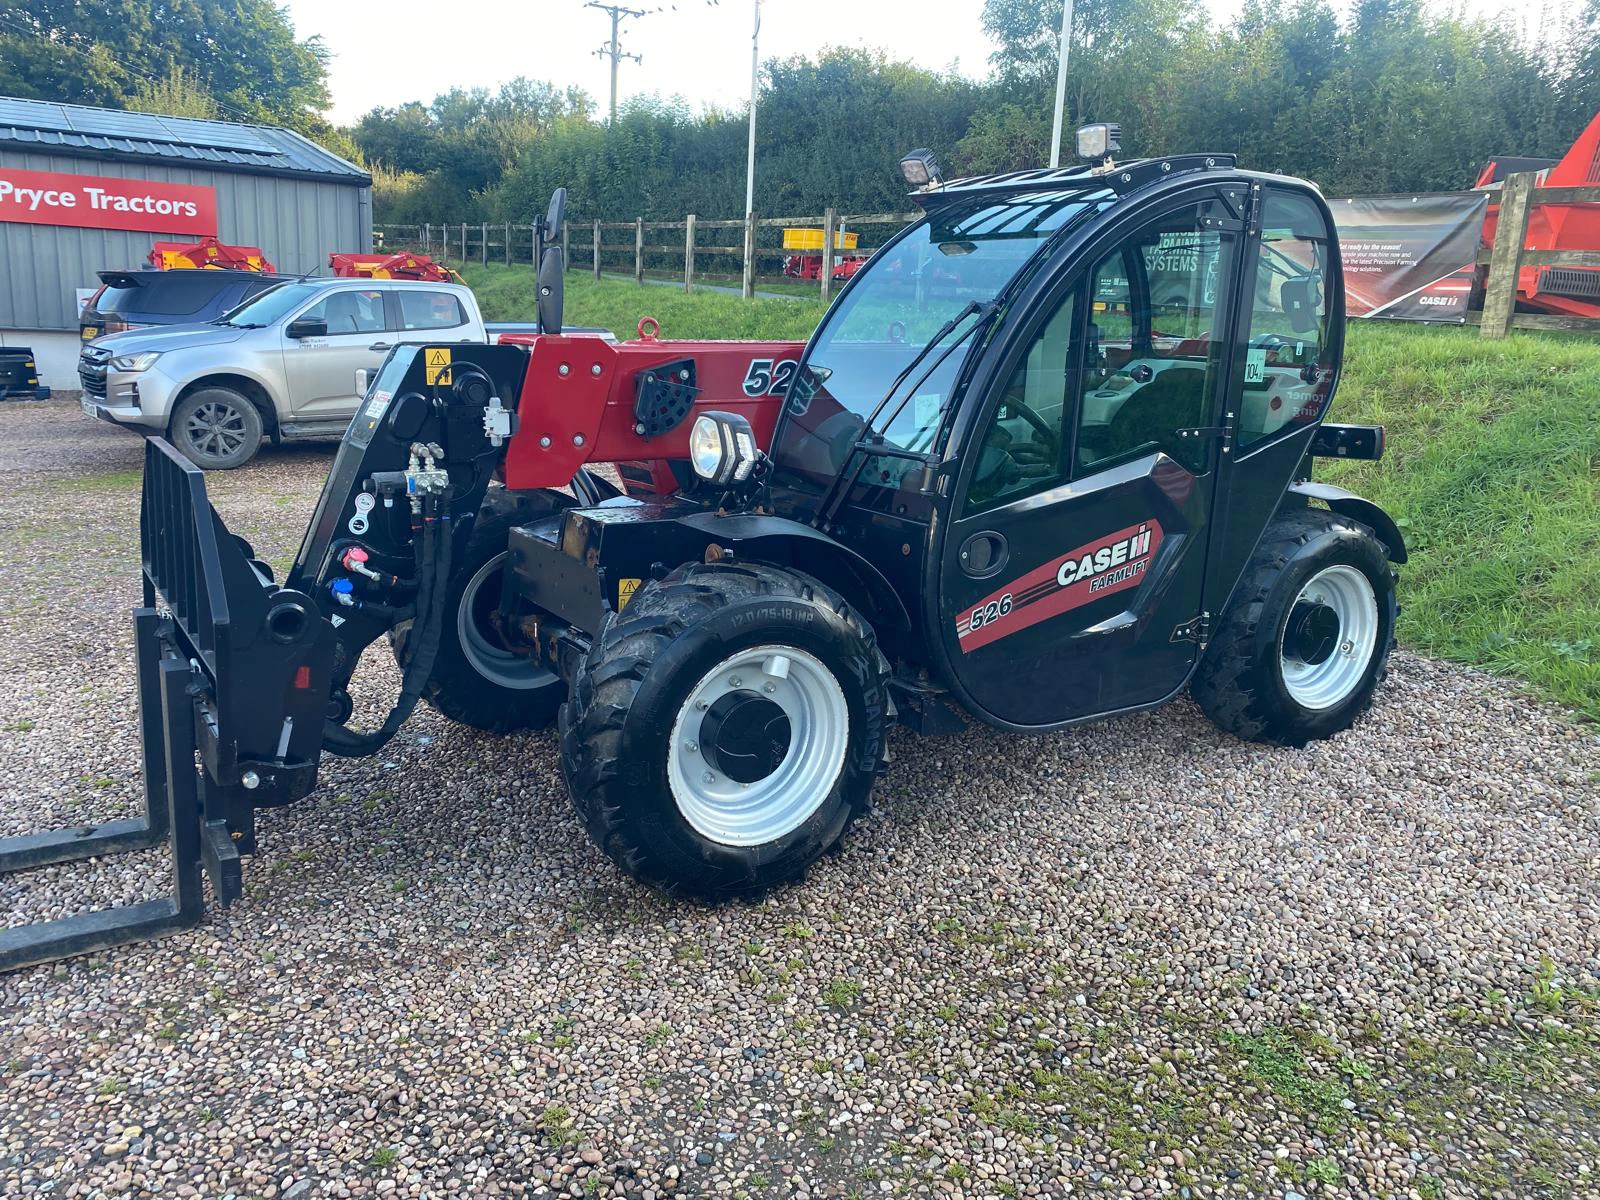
left=0, top=127, right=1404, bottom=970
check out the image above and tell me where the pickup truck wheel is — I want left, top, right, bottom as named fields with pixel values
left=390, top=496, right=568, bottom=733
left=561, top=561, right=891, bottom=898
left=169, top=387, right=264, bottom=470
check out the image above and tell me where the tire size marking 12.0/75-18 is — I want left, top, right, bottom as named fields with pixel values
left=742, top=358, right=798, bottom=397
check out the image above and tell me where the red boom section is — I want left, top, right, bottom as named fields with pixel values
left=499, top=332, right=805, bottom=492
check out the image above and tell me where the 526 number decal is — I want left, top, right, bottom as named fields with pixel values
left=968, top=593, right=1014, bottom=631
left=742, top=358, right=798, bottom=397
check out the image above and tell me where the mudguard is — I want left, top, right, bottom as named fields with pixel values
left=1287, top=480, right=1408, bottom=564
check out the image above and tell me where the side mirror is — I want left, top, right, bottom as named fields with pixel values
left=544, top=188, right=567, bottom=243
left=537, top=245, right=564, bottom=335
left=286, top=317, right=327, bottom=339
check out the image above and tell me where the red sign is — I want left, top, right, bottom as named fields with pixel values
left=0, top=167, right=217, bottom=236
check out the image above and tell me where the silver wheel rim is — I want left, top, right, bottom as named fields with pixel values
left=667, top=645, right=849, bottom=847
left=1280, top=564, right=1379, bottom=710
left=183, top=399, right=249, bottom=459
left=457, top=552, right=557, bottom=689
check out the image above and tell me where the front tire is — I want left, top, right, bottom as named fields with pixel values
left=168, top=386, right=264, bottom=470
left=561, top=561, right=890, bottom=897
left=1193, top=508, right=1396, bottom=747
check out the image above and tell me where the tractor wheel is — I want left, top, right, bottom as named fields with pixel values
left=390, top=490, right=569, bottom=733
left=1192, top=507, right=1396, bottom=747
left=561, top=561, right=890, bottom=898
left=169, top=386, right=264, bottom=470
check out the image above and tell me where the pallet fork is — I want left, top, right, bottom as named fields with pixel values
left=0, top=440, right=330, bottom=972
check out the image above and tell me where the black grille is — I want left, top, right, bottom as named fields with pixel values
left=79, top=348, right=109, bottom=401
left=1539, top=267, right=1600, bottom=300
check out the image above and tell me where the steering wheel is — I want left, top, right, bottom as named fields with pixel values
left=999, top=389, right=1061, bottom=465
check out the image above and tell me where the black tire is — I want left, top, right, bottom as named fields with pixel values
left=168, top=386, right=264, bottom=470
left=561, top=561, right=890, bottom=898
left=390, top=491, right=569, bottom=733
left=1192, top=507, right=1397, bottom=747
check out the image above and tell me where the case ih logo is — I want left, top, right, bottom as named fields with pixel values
left=0, top=167, right=217, bottom=236
left=955, top=520, right=1163, bottom=653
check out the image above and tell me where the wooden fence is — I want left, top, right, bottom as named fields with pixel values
left=1473, top=172, right=1600, bottom=338
left=373, top=210, right=917, bottom=302
left=376, top=174, right=1599, bottom=337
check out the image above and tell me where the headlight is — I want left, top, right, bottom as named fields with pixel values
left=109, top=351, right=161, bottom=372
left=688, top=411, right=760, bottom=487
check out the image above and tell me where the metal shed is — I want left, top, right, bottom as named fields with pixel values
left=0, top=96, right=372, bottom=390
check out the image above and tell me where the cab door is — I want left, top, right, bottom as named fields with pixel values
left=936, top=189, right=1247, bottom=728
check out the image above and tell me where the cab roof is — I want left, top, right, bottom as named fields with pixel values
left=913, top=153, right=1240, bottom=208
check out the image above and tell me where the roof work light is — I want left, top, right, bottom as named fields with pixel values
left=899, top=149, right=944, bottom=190
left=1076, top=123, right=1122, bottom=162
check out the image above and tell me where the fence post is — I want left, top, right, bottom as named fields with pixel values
left=820, top=207, right=838, bottom=303
left=742, top=211, right=756, bottom=299
left=593, top=219, right=601, bottom=281
left=562, top=220, right=570, bottom=272
left=479, top=221, right=487, bottom=267
left=440, top=222, right=449, bottom=261
left=505, top=222, right=512, bottom=267
left=684, top=214, right=696, bottom=292
left=423, top=222, right=431, bottom=255
left=1481, top=171, right=1534, bottom=340
left=460, top=222, right=468, bottom=266
left=635, top=217, right=645, bottom=285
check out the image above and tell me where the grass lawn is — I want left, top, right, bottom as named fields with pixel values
left=463, top=264, right=1600, bottom=721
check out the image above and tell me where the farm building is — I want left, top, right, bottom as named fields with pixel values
left=0, top=96, right=371, bottom=390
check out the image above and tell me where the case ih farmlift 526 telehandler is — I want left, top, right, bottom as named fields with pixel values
left=1, top=128, right=1406, bottom=970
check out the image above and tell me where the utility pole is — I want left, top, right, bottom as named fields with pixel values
left=1048, top=0, right=1074, bottom=167
left=587, top=2, right=646, bottom=123
left=744, top=0, right=760, bottom=222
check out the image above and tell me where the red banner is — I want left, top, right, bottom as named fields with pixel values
left=0, top=167, right=217, bottom=236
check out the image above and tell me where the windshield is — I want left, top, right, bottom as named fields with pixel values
left=772, top=190, right=1113, bottom=504
left=216, top=281, right=313, bottom=327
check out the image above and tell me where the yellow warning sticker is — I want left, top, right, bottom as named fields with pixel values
left=617, top=577, right=642, bottom=609
left=425, top=346, right=453, bottom=385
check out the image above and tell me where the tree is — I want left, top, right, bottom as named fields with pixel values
left=0, top=0, right=329, bottom=132
left=128, top=65, right=218, bottom=121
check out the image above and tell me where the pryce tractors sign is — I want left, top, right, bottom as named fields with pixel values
left=0, top=167, right=217, bottom=237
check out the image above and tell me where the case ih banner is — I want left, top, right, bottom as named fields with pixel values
left=0, top=167, right=217, bottom=237
left=1328, top=194, right=1488, bottom=322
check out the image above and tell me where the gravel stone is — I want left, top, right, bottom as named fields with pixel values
left=2, top=401, right=1598, bottom=1199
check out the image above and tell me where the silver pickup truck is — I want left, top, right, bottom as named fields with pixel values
left=80, top=278, right=536, bottom=469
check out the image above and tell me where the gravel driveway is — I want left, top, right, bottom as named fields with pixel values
left=2, top=400, right=1597, bottom=1200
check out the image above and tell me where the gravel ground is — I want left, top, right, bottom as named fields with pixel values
left=2, top=399, right=1598, bottom=1200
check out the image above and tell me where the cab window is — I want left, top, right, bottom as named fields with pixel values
left=398, top=290, right=467, bottom=331
left=1236, top=189, right=1333, bottom=450
left=963, top=292, right=1076, bottom=514
left=302, top=289, right=385, bottom=334
left=1072, top=207, right=1227, bottom=477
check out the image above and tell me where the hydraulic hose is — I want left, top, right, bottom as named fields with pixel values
left=322, top=490, right=455, bottom=758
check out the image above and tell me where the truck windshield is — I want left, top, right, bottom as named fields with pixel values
left=772, top=189, right=1113, bottom=503
left=216, top=282, right=316, bottom=328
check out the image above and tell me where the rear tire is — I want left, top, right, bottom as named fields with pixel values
left=561, top=561, right=890, bottom=898
left=169, top=387, right=264, bottom=470
left=390, top=491, right=569, bottom=733
left=1192, top=507, right=1396, bottom=747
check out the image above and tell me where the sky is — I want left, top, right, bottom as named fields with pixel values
left=283, top=0, right=1574, bottom=126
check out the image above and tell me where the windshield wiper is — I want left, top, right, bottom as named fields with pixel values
left=812, top=299, right=999, bottom=530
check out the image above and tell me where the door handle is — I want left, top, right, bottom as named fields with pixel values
left=368, top=341, right=392, bottom=351
left=958, top=531, right=1009, bottom=578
